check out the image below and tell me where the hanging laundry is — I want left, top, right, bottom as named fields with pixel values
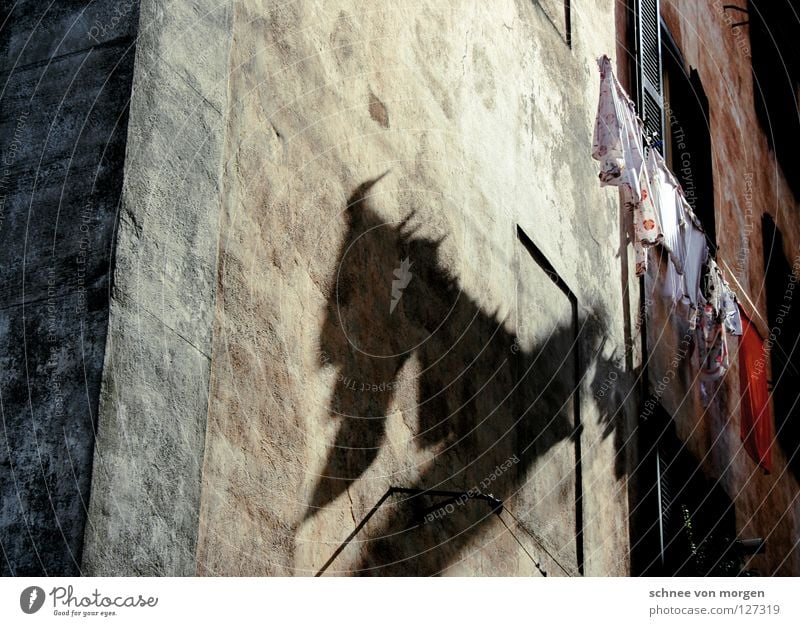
left=695, top=257, right=738, bottom=382
left=703, top=258, right=743, bottom=336
left=592, top=55, right=661, bottom=276
left=633, top=174, right=662, bottom=276
left=720, top=281, right=743, bottom=336
left=647, top=149, right=689, bottom=302
left=700, top=257, right=743, bottom=339
left=738, top=308, right=772, bottom=473
left=681, top=214, right=708, bottom=327
left=659, top=254, right=686, bottom=304
left=697, top=303, right=729, bottom=381
left=593, top=55, right=644, bottom=193
left=622, top=180, right=661, bottom=276
left=644, top=138, right=715, bottom=316
left=702, top=257, right=725, bottom=312
left=646, top=149, right=685, bottom=271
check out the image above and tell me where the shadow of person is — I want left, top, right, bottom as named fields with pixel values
left=307, top=175, right=621, bottom=575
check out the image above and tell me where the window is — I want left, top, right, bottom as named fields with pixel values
left=630, top=0, right=717, bottom=252
left=748, top=0, right=800, bottom=198
left=762, top=214, right=800, bottom=481
left=633, top=405, right=738, bottom=575
left=631, top=0, right=665, bottom=139
left=661, top=29, right=717, bottom=253
left=535, top=0, right=571, bottom=46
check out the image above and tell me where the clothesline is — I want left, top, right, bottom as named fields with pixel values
left=717, top=258, right=763, bottom=333
left=645, top=127, right=721, bottom=279
left=595, top=60, right=724, bottom=301
left=594, top=58, right=771, bottom=350
left=591, top=54, right=773, bottom=473
left=720, top=256, right=800, bottom=380
left=592, top=54, right=740, bottom=325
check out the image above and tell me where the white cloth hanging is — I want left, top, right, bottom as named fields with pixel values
left=642, top=130, right=710, bottom=314
left=592, top=51, right=748, bottom=378
left=647, top=149, right=686, bottom=271
left=682, top=217, right=708, bottom=318
left=593, top=55, right=662, bottom=276
left=647, top=149, right=687, bottom=302
left=593, top=55, right=643, bottom=192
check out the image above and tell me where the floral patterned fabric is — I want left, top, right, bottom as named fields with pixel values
left=592, top=55, right=643, bottom=194
left=592, top=55, right=662, bottom=276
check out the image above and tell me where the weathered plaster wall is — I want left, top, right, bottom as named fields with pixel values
left=0, top=1, right=139, bottom=575
left=197, top=0, right=641, bottom=575
left=645, top=0, right=800, bottom=574
left=81, top=0, right=233, bottom=575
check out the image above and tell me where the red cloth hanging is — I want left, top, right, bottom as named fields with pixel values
left=737, top=307, right=772, bottom=473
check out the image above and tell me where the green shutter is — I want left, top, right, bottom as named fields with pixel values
left=634, top=0, right=665, bottom=140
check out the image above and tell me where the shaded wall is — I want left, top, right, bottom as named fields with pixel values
left=0, top=1, right=139, bottom=575
left=197, top=0, right=641, bottom=576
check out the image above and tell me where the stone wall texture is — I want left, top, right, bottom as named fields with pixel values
left=195, top=0, right=641, bottom=576
left=81, top=0, right=234, bottom=576
left=0, top=0, right=139, bottom=575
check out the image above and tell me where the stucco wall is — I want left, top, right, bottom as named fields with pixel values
left=196, top=0, right=641, bottom=576
left=0, top=1, right=139, bottom=575
left=81, top=0, right=233, bottom=576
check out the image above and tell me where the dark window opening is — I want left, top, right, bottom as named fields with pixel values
left=632, top=406, right=739, bottom=576
left=762, top=214, right=800, bottom=481
left=661, top=34, right=717, bottom=254
left=748, top=0, right=800, bottom=199
left=534, top=0, right=571, bottom=46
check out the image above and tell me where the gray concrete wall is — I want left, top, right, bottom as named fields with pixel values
left=81, top=0, right=233, bottom=576
left=0, top=1, right=139, bottom=575
left=196, top=0, right=641, bottom=576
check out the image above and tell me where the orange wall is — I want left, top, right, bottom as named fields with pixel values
left=644, top=0, right=800, bottom=574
